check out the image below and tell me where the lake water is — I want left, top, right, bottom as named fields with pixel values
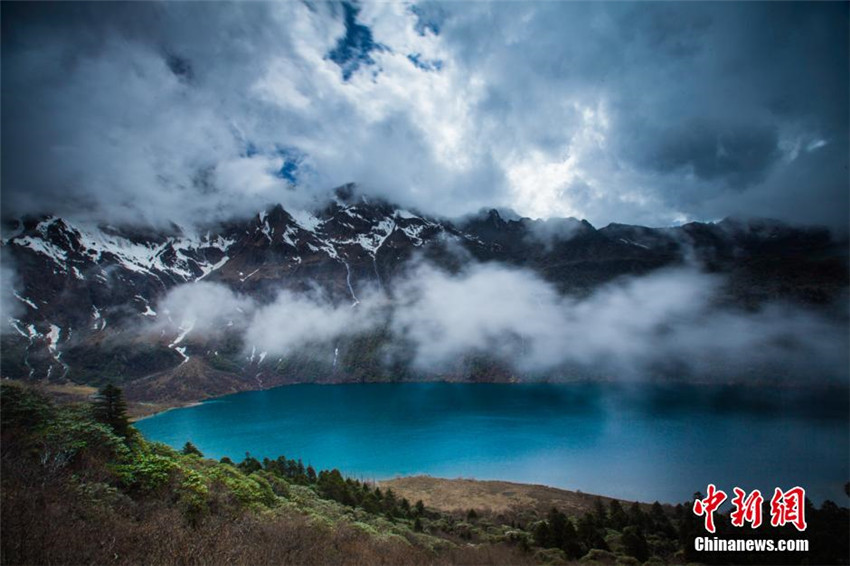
left=136, top=382, right=849, bottom=504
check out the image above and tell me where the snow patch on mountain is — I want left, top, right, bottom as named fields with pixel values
left=13, top=292, right=38, bottom=310
left=14, top=235, right=69, bottom=268
left=289, top=209, right=323, bottom=232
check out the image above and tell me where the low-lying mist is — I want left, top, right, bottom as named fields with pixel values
left=154, top=260, right=849, bottom=384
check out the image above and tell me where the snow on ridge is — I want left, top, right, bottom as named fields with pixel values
left=12, top=217, right=236, bottom=282
left=281, top=226, right=299, bottom=248
left=259, top=213, right=274, bottom=242
left=239, top=268, right=260, bottom=282
left=619, top=238, right=650, bottom=250
left=196, top=255, right=230, bottom=280
left=9, top=319, right=31, bottom=338
left=343, top=208, right=366, bottom=221
left=171, top=233, right=236, bottom=279
left=73, top=223, right=169, bottom=275
left=46, top=324, right=61, bottom=353
left=91, top=306, right=108, bottom=330
left=13, top=292, right=38, bottom=310
left=288, top=209, right=323, bottom=232
left=14, top=236, right=69, bottom=268
left=331, top=217, right=396, bottom=255
left=396, top=209, right=419, bottom=220
left=321, top=242, right=340, bottom=260
left=134, top=295, right=158, bottom=317
left=169, top=320, right=195, bottom=347
left=400, top=223, right=430, bottom=245
left=174, top=346, right=189, bottom=365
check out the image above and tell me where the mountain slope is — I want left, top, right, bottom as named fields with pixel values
left=2, top=187, right=847, bottom=407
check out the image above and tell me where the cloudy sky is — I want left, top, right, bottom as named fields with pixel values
left=2, top=1, right=847, bottom=230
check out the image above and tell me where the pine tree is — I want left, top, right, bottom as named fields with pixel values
left=593, top=498, right=607, bottom=524
left=92, top=383, right=130, bottom=438
left=181, top=441, right=204, bottom=457
left=608, top=499, right=628, bottom=530
left=621, top=526, right=650, bottom=562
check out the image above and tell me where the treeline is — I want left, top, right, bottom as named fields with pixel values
left=228, top=453, right=426, bottom=523
left=533, top=499, right=675, bottom=562
left=0, top=383, right=532, bottom=566
left=531, top=491, right=849, bottom=565
left=1, top=381, right=848, bottom=566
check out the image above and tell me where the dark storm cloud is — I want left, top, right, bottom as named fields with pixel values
left=639, top=121, right=780, bottom=188
left=1, top=2, right=847, bottom=230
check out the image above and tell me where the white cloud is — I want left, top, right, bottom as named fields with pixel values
left=153, top=262, right=848, bottom=383
left=388, top=262, right=847, bottom=381
left=0, top=256, right=24, bottom=333
left=244, top=288, right=382, bottom=356
left=156, top=281, right=255, bottom=339
left=4, top=2, right=845, bottom=230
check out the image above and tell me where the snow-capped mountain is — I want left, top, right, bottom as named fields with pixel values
left=2, top=185, right=846, bottom=403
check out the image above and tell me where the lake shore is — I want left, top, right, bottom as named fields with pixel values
left=122, top=374, right=850, bottom=422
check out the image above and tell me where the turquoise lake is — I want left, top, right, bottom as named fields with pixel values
left=136, top=382, right=849, bottom=504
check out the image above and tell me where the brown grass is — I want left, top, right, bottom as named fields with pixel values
left=3, top=378, right=98, bottom=405
left=380, top=476, right=657, bottom=516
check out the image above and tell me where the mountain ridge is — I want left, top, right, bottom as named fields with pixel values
left=2, top=187, right=847, bottom=409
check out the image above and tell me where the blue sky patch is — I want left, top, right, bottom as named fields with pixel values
left=243, top=141, right=259, bottom=158
left=327, top=2, right=385, bottom=81
left=273, top=146, right=304, bottom=184
left=407, top=53, right=443, bottom=72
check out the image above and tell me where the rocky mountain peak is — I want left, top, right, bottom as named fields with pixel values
left=2, top=192, right=846, bottom=398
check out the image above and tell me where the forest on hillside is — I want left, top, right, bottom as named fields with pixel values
left=1, top=383, right=848, bottom=566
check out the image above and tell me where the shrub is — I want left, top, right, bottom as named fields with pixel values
left=207, top=463, right=277, bottom=509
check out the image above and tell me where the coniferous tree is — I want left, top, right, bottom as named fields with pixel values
left=650, top=501, right=675, bottom=537
left=628, top=501, right=648, bottom=530
left=608, top=499, right=628, bottom=530
left=181, top=441, right=203, bottom=457
left=577, top=512, right=608, bottom=552
left=593, top=498, right=608, bottom=524
left=621, top=525, right=650, bottom=562
left=92, top=383, right=130, bottom=438
left=546, top=508, right=567, bottom=549
left=239, top=454, right=262, bottom=474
